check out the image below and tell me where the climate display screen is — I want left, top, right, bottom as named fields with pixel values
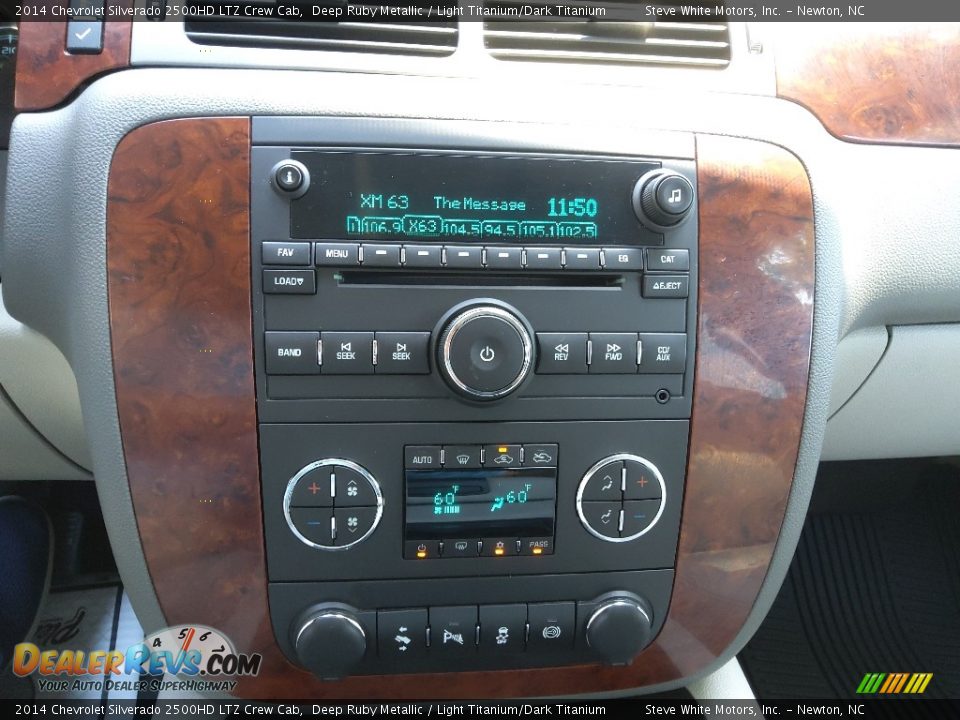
left=405, top=467, right=556, bottom=540
left=290, top=151, right=659, bottom=245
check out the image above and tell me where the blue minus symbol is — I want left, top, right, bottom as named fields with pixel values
left=306, top=520, right=324, bottom=526
left=633, top=514, right=647, bottom=520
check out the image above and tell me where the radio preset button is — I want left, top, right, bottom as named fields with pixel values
left=527, top=602, right=575, bottom=651
left=263, top=269, right=316, bottom=295
left=264, top=331, right=320, bottom=375
left=646, top=248, right=690, bottom=271
left=320, top=332, right=374, bottom=374
left=334, top=507, right=378, bottom=545
left=579, top=502, right=621, bottom=539
left=444, top=245, right=483, bottom=269
left=524, top=247, right=563, bottom=270
left=581, top=461, right=623, bottom=502
left=404, top=445, right=442, bottom=470
left=361, top=244, right=402, bottom=267
left=522, top=444, right=558, bottom=468
left=484, top=444, right=521, bottom=468
left=404, top=245, right=443, bottom=268
left=479, top=604, right=527, bottom=652
left=642, top=274, right=689, bottom=299
left=638, top=333, right=687, bottom=374
left=536, top=332, right=588, bottom=375
left=589, top=333, right=639, bottom=374
left=485, top=246, right=523, bottom=270
left=315, top=242, right=360, bottom=267
left=262, top=241, right=311, bottom=266
left=429, top=606, right=478, bottom=654
left=442, top=446, right=481, bottom=469
left=378, top=608, right=428, bottom=659
left=602, top=247, right=644, bottom=271
left=621, top=500, right=661, bottom=538
left=375, top=332, right=430, bottom=375
left=563, top=247, right=601, bottom=270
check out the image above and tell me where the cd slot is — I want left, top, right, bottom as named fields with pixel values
left=338, top=271, right=623, bottom=288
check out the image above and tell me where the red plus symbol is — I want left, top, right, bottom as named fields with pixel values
left=308, top=482, right=322, bottom=495
left=637, top=476, right=648, bottom=488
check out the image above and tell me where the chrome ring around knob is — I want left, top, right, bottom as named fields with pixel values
left=585, top=594, right=654, bottom=666
left=438, top=304, right=534, bottom=401
left=292, top=604, right=367, bottom=680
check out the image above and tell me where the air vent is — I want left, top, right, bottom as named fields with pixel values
left=483, top=2, right=730, bottom=68
left=185, top=2, right=458, bottom=56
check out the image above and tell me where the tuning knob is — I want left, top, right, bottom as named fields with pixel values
left=437, top=302, right=534, bottom=401
left=584, top=592, right=654, bottom=666
left=633, top=170, right=695, bottom=228
left=291, top=604, right=367, bottom=680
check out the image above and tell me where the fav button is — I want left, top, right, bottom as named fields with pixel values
left=262, top=241, right=311, bottom=266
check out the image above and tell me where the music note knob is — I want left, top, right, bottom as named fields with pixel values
left=633, top=170, right=695, bottom=228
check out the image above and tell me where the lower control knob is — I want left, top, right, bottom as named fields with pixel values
left=292, top=604, right=367, bottom=680
left=437, top=302, right=534, bottom=401
left=585, top=592, right=653, bottom=666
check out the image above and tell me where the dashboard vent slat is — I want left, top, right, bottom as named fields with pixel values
left=483, top=2, right=730, bottom=68
left=185, top=3, right=458, bottom=56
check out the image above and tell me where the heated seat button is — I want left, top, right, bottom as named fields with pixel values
left=479, top=604, right=527, bottom=653
left=536, top=332, right=588, bottom=374
left=333, top=466, right=378, bottom=507
left=579, top=502, right=621, bottom=539
left=589, top=333, right=638, bottom=374
left=430, top=606, right=478, bottom=655
left=321, top=332, right=374, bottom=374
left=263, top=269, right=316, bottom=294
left=375, top=332, right=430, bottom=374
left=378, top=609, right=428, bottom=660
left=581, top=461, right=623, bottom=502
left=264, top=331, right=320, bottom=375
left=527, top=602, right=575, bottom=651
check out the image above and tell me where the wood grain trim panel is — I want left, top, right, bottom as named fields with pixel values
left=775, top=23, right=960, bottom=145
left=16, top=12, right=132, bottom=112
left=108, top=122, right=814, bottom=698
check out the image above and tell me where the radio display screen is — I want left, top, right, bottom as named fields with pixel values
left=290, top=151, right=659, bottom=245
left=405, top=467, right=556, bottom=540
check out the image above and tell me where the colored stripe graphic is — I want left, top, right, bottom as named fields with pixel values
left=857, top=672, right=932, bottom=694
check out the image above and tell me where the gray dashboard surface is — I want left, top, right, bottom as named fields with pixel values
left=4, top=63, right=954, bottom=692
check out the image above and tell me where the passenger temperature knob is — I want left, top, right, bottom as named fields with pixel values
left=585, top=592, right=654, bottom=666
left=292, top=604, right=367, bottom=680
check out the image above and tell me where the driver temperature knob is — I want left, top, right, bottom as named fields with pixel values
left=292, top=604, right=367, bottom=680
left=437, top=302, right=534, bottom=401
left=585, top=592, right=654, bottom=666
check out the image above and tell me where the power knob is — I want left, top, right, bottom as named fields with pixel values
left=437, top=302, right=534, bottom=401
left=584, top=592, right=654, bottom=666
left=291, top=604, right=367, bottom=680
left=633, top=170, right=695, bottom=228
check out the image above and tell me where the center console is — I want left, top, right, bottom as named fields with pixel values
left=251, top=131, right=698, bottom=679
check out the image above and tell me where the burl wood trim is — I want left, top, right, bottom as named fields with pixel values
left=109, top=122, right=814, bottom=698
left=775, top=23, right=960, bottom=145
left=16, top=12, right=132, bottom=112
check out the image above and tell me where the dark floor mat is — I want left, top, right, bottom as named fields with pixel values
left=739, top=459, right=960, bottom=702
